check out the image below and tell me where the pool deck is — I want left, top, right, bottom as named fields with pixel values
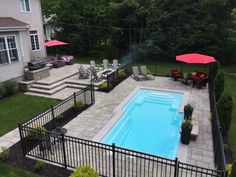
left=62, top=76, right=214, bottom=169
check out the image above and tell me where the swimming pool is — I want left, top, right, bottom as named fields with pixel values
left=102, top=89, right=184, bottom=159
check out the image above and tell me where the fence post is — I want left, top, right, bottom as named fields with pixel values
left=112, top=143, right=116, bottom=177
left=61, top=133, right=67, bottom=168
left=73, top=92, right=77, bottom=112
left=18, top=123, right=25, bottom=156
left=51, top=105, right=55, bottom=129
left=174, top=158, right=179, bottom=177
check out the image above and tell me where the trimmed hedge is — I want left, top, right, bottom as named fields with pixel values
left=230, top=162, right=236, bottom=177
left=0, top=80, right=18, bottom=99
left=214, top=71, right=225, bottom=101
left=209, top=61, right=220, bottom=81
left=217, top=92, right=233, bottom=135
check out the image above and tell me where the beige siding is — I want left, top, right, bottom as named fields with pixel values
left=0, top=0, right=46, bottom=82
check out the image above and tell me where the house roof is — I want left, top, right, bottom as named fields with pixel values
left=0, top=17, right=29, bottom=30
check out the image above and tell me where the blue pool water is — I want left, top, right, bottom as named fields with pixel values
left=102, top=89, right=184, bottom=159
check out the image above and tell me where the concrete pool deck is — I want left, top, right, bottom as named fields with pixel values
left=62, top=76, right=214, bottom=169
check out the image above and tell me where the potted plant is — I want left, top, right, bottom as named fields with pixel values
left=181, top=120, right=193, bottom=145
left=184, top=104, right=193, bottom=120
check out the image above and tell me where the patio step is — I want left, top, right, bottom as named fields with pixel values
left=28, top=84, right=67, bottom=95
left=31, top=80, right=65, bottom=90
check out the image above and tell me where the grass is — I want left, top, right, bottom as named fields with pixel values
left=0, top=93, right=59, bottom=136
left=0, top=163, right=40, bottom=177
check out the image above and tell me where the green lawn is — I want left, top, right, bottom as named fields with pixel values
left=0, top=163, right=40, bottom=177
left=0, top=93, right=59, bottom=136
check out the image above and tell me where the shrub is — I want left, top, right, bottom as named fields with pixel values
left=2, top=80, right=18, bottom=96
left=73, top=101, right=85, bottom=111
left=34, top=160, right=45, bottom=172
left=70, top=166, right=99, bottom=177
left=227, top=163, right=232, bottom=177
left=214, top=71, right=225, bottom=101
left=209, top=61, right=220, bottom=81
left=217, top=93, right=233, bottom=135
left=56, top=114, right=64, bottom=122
left=0, top=85, right=5, bottom=98
left=0, top=147, right=10, bottom=161
left=99, top=82, right=108, bottom=91
left=27, top=126, right=47, bottom=140
left=118, top=71, right=126, bottom=79
left=230, top=162, right=236, bottom=177
left=184, top=104, right=194, bottom=120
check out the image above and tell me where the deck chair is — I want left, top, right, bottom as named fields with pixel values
left=90, top=60, right=99, bottom=71
left=91, top=68, right=103, bottom=83
left=112, top=59, right=120, bottom=69
left=132, top=66, right=145, bottom=81
left=102, top=59, right=109, bottom=70
left=140, top=66, right=154, bottom=80
left=78, top=65, right=90, bottom=79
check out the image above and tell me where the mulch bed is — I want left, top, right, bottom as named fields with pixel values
left=6, top=141, right=72, bottom=177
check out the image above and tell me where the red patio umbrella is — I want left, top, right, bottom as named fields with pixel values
left=42, top=40, right=68, bottom=47
left=176, top=53, right=216, bottom=64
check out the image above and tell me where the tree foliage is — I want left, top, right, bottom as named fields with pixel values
left=218, top=92, right=233, bottom=135
left=214, top=71, right=225, bottom=101
left=41, top=0, right=236, bottom=63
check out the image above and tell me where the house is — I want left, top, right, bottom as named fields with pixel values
left=0, top=0, right=46, bottom=82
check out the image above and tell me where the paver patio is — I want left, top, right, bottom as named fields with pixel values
left=63, top=76, right=215, bottom=169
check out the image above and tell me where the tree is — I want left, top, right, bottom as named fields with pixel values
left=218, top=93, right=233, bottom=135
left=214, top=71, right=225, bottom=101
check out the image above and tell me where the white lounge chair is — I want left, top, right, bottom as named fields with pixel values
left=132, top=66, right=145, bottom=81
left=90, top=60, right=99, bottom=71
left=102, top=59, right=109, bottom=70
left=140, top=66, right=154, bottom=80
left=112, top=59, right=120, bottom=69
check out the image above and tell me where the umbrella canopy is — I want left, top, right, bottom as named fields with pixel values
left=42, top=40, right=68, bottom=47
left=176, top=53, right=216, bottom=64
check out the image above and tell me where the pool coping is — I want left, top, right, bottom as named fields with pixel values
left=93, top=86, right=190, bottom=162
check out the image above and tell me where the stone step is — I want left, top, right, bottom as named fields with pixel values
left=31, top=80, right=65, bottom=90
left=35, top=72, right=78, bottom=86
left=28, top=84, right=67, bottom=95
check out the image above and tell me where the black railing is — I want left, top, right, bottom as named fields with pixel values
left=106, top=64, right=130, bottom=92
left=208, top=77, right=228, bottom=176
left=20, top=84, right=95, bottom=130
left=18, top=126, right=223, bottom=177
left=18, top=74, right=226, bottom=177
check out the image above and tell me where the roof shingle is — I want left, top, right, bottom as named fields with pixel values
left=0, top=17, right=28, bottom=28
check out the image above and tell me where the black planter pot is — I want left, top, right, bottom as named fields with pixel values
left=181, top=127, right=192, bottom=145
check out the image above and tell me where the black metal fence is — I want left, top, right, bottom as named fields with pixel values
left=18, top=74, right=226, bottom=177
left=106, top=64, right=131, bottom=92
left=18, top=126, right=223, bottom=177
left=208, top=78, right=228, bottom=176
left=20, top=83, right=95, bottom=130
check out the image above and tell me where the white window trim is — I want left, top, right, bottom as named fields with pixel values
left=20, top=0, right=31, bottom=13
left=0, top=35, right=19, bottom=65
left=30, top=30, right=40, bottom=52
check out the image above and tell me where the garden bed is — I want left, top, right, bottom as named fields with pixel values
left=5, top=141, right=72, bottom=177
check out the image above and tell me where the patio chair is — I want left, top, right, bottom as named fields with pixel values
left=90, top=60, right=99, bottom=71
left=193, top=77, right=208, bottom=89
left=140, top=66, right=154, bottom=80
left=171, top=68, right=181, bottom=81
left=132, top=66, right=145, bottom=81
left=91, top=68, right=103, bottom=83
left=112, top=59, right=120, bottom=69
left=101, top=59, right=109, bottom=70
left=78, top=65, right=90, bottom=79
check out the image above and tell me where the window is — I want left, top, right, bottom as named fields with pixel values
left=30, top=30, right=40, bottom=51
left=20, top=0, right=30, bottom=12
left=0, top=36, right=18, bottom=64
